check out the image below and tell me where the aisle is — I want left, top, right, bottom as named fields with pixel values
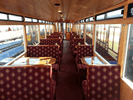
left=56, top=40, right=83, bottom=100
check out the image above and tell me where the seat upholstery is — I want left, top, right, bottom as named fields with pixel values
left=70, top=35, right=79, bottom=46
left=72, top=38, right=84, bottom=55
left=82, top=65, right=120, bottom=100
left=0, top=65, right=56, bottom=100
left=40, top=39, right=63, bottom=56
left=76, top=45, right=93, bottom=67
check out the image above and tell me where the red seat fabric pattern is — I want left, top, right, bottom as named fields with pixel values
left=40, top=39, right=63, bottom=56
left=27, top=45, right=60, bottom=65
left=72, top=38, right=84, bottom=55
left=76, top=45, right=93, bottom=64
left=0, top=65, right=56, bottom=100
left=82, top=65, right=120, bottom=100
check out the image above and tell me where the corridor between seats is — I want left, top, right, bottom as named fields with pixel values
left=56, top=40, right=83, bottom=100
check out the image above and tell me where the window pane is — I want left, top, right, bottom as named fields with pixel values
left=96, top=14, right=105, bottom=20
left=85, top=18, right=89, bottom=22
left=90, top=17, right=94, bottom=21
left=46, top=25, right=50, bottom=35
left=32, top=19, right=38, bottom=22
left=124, top=24, right=133, bottom=83
left=67, top=23, right=70, bottom=32
left=0, top=13, right=8, bottom=20
left=95, top=24, right=121, bottom=63
left=25, top=17, right=32, bottom=22
left=81, top=24, right=84, bottom=38
left=86, top=24, right=93, bottom=44
left=106, top=8, right=124, bottom=19
left=26, top=25, right=39, bottom=45
left=9, top=15, right=23, bottom=21
left=0, top=25, right=24, bottom=65
left=39, top=20, right=42, bottom=23
left=50, top=25, right=53, bottom=34
left=40, top=25, right=45, bottom=38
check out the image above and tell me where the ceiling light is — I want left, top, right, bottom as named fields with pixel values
left=58, top=10, right=62, bottom=12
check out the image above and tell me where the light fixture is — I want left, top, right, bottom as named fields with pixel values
left=58, top=10, right=62, bottom=13
left=60, top=14, right=63, bottom=17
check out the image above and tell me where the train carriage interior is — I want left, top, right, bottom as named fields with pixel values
left=0, top=0, right=133, bottom=100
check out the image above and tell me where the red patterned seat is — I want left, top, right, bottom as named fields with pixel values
left=70, top=35, right=79, bottom=47
left=76, top=45, right=93, bottom=70
left=0, top=65, right=56, bottom=100
left=72, top=38, right=84, bottom=56
left=27, top=45, right=60, bottom=67
left=76, top=45, right=93, bottom=85
left=40, top=39, right=63, bottom=57
left=82, top=65, right=120, bottom=100
left=27, top=45, right=60, bottom=85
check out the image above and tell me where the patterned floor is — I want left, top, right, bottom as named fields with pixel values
left=56, top=40, right=83, bottom=100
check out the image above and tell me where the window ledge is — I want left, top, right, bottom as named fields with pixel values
left=122, top=77, right=133, bottom=90
left=4, top=51, right=26, bottom=66
left=95, top=51, right=110, bottom=64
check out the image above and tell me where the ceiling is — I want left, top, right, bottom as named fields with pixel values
left=0, top=0, right=125, bottom=22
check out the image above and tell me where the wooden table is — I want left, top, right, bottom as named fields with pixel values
left=81, top=56, right=104, bottom=65
left=12, top=57, right=56, bottom=65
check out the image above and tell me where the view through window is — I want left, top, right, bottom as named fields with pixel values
left=86, top=24, right=93, bottom=44
left=95, top=24, right=121, bottom=64
left=124, top=24, right=133, bottom=84
left=81, top=24, right=84, bottom=38
left=0, top=25, right=24, bottom=65
left=26, top=25, right=39, bottom=45
left=40, top=25, right=45, bottom=39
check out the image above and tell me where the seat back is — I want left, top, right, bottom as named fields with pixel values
left=27, top=45, right=60, bottom=64
left=76, top=45, right=93, bottom=64
left=72, top=38, right=84, bottom=51
left=70, top=35, right=79, bottom=46
left=0, top=65, right=54, bottom=100
left=87, top=65, right=120, bottom=100
left=47, top=35, right=63, bottom=39
left=40, top=39, right=63, bottom=54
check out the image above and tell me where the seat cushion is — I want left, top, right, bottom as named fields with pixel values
left=52, top=64, right=59, bottom=70
left=77, top=64, right=88, bottom=70
left=52, top=80, right=56, bottom=96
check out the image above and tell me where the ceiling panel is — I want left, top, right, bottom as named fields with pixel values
left=0, top=0, right=126, bottom=22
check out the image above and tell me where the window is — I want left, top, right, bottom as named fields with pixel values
left=81, top=24, right=84, bottom=38
left=123, top=24, right=133, bottom=87
left=26, top=25, right=39, bottom=45
left=67, top=23, right=70, bottom=32
left=40, top=25, right=45, bottom=38
left=106, top=8, right=124, bottom=19
left=32, top=19, right=38, bottom=22
left=58, top=23, right=61, bottom=32
left=71, top=23, right=73, bottom=31
left=85, top=18, right=89, bottom=22
left=39, top=20, right=42, bottom=23
left=95, top=24, right=121, bottom=63
left=96, top=14, right=105, bottom=21
left=86, top=24, right=93, bottom=44
left=25, top=17, right=32, bottom=22
left=0, top=25, right=24, bottom=65
left=90, top=17, right=94, bottom=22
left=46, top=25, right=50, bottom=35
left=0, top=13, right=8, bottom=20
left=50, top=25, right=53, bottom=34
left=9, top=15, right=23, bottom=21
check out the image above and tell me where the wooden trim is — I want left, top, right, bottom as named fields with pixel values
left=38, top=25, right=40, bottom=43
left=118, top=24, right=128, bottom=77
left=23, top=25, right=28, bottom=52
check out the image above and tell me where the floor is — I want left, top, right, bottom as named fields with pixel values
left=56, top=40, right=84, bottom=100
